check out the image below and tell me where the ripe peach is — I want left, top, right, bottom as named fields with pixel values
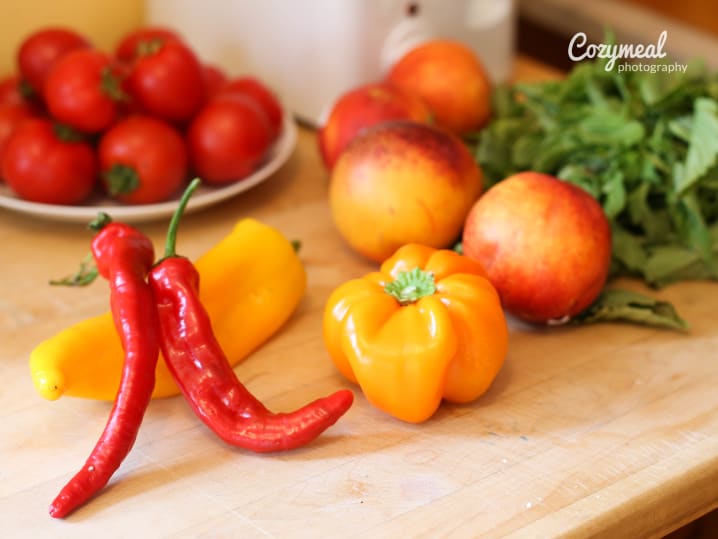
left=318, top=82, right=431, bottom=169
left=386, top=39, right=492, bottom=136
left=329, top=120, right=483, bottom=262
left=462, top=172, right=612, bottom=323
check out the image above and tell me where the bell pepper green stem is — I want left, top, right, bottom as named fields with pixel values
left=384, top=267, right=436, bottom=305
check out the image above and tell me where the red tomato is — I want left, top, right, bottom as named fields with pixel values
left=0, top=75, right=44, bottom=114
left=2, top=118, right=96, bottom=204
left=0, top=75, right=26, bottom=106
left=187, top=95, right=273, bottom=184
left=99, top=115, right=188, bottom=204
left=124, top=40, right=205, bottom=123
left=202, top=63, right=228, bottom=101
left=0, top=103, right=37, bottom=169
left=220, top=76, right=283, bottom=139
left=44, top=49, right=122, bottom=133
left=17, top=27, right=90, bottom=95
left=114, top=26, right=182, bottom=62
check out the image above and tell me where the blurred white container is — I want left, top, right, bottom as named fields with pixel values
left=146, top=0, right=515, bottom=125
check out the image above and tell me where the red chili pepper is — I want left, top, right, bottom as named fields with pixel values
left=149, top=179, right=353, bottom=452
left=49, top=217, right=160, bottom=518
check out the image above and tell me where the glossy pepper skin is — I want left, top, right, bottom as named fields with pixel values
left=151, top=258, right=353, bottom=452
left=323, top=243, right=508, bottom=423
left=29, top=218, right=305, bottom=401
left=49, top=221, right=160, bottom=518
left=148, top=179, right=353, bottom=452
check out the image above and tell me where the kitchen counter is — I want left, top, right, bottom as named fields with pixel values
left=1, top=57, right=717, bottom=538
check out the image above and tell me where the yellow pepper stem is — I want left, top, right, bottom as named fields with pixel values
left=383, top=267, right=436, bottom=305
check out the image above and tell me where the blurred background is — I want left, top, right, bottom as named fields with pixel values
left=2, top=0, right=717, bottom=123
left=2, top=0, right=717, bottom=74
left=0, top=0, right=143, bottom=74
left=518, top=0, right=718, bottom=71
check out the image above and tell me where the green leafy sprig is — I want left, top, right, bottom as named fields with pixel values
left=472, top=57, right=718, bottom=289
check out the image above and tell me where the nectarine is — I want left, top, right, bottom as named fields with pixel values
left=387, top=39, right=492, bottom=136
left=318, top=82, right=431, bottom=169
left=462, top=172, right=612, bottom=323
left=330, top=120, right=483, bottom=262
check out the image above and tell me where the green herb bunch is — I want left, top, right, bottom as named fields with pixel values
left=473, top=57, right=718, bottom=288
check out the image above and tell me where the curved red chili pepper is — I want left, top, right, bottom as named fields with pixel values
left=150, top=259, right=353, bottom=452
left=49, top=219, right=160, bottom=518
left=148, top=179, right=353, bottom=453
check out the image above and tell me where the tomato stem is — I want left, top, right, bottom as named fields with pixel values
left=104, top=164, right=140, bottom=196
left=384, top=267, right=436, bottom=305
left=52, top=122, right=85, bottom=143
left=18, top=79, right=35, bottom=99
left=136, top=38, right=165, bottom=57
left=101, top=66, right=127, bottom=102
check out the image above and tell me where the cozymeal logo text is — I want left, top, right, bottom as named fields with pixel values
left=568, top=30, right=687, bottom=74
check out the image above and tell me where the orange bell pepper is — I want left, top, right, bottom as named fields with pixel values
left=323, top=243, right=508, bottom=423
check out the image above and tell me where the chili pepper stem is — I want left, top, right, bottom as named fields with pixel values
left=89, top=212, right=113, bottom=232
left=163, top=178, right=201, bottom=258
left=384, top=267, right=436, bottom=305
left=50, top=213, right=115, bottom=287
left=49, top=252, right=99, bottom=287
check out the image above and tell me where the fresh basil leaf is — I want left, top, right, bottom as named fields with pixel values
left=611, top=226, right=648, bottom=275
left=643, top=238, right=718, bottom=287
left=573, top=288, right=689, bottom=331
left=577, top=112, right=645, bottom=147
left=601, top=168, right=627, bottom=218
left=673, top=98, right=718, bottom=194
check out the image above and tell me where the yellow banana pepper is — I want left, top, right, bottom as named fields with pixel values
left=323, top=244, right=508, bottom=423
left=30, top=218, right=306, bottom=401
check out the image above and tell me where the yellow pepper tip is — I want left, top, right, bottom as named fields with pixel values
left=32, top=368, right=65, bottom=401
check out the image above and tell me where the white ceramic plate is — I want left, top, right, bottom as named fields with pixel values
left=0, top=115, right=298, bottom=224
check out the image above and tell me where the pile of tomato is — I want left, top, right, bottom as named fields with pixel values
left=0, top=26, right=284, bottom=205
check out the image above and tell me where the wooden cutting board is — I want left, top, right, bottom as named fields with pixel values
left=1, top=57, right=717, bottom=539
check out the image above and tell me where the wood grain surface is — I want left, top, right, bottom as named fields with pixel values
left=1, top=58, right=717, bottom=539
